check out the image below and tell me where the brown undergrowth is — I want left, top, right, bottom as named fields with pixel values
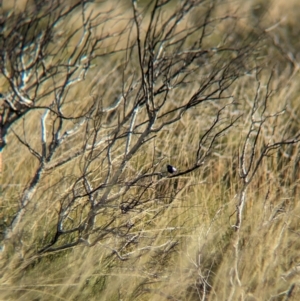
left=1, top=0, right=300, bottom=300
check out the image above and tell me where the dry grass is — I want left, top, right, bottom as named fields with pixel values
left=1, top=0, right=300, bottom=300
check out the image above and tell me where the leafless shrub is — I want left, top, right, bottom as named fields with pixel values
left=0, top=0, right=286, bottom=299
left=221, top=69, right=300, bottom=300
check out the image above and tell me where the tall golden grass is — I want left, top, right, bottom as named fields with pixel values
left=1, top=0, right=300, bottom=300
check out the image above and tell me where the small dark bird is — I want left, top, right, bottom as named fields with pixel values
left=167, top=164, right=177, bottom=174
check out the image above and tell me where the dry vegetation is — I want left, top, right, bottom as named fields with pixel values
left=1, top=0, right=300, bottom=300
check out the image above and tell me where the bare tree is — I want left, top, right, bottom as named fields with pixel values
left=235, top=70, right=300, bottom=231
left=0, top=0, right=260, bottom=280
left=224, top=69, right=300, bottom=299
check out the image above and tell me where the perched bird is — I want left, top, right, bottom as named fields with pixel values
left=167, top=164, right=177, bottom=174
